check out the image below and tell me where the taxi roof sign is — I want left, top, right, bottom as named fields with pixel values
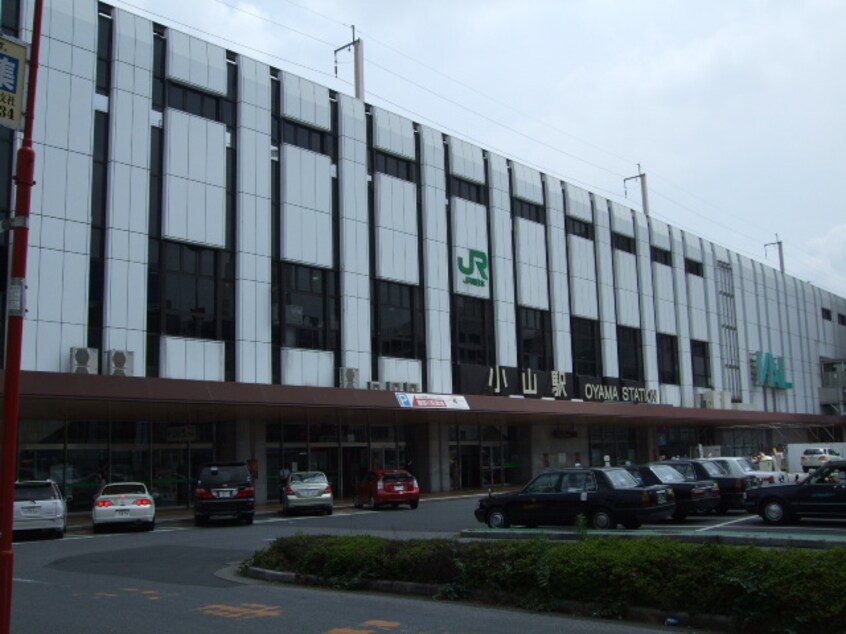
left=0, top=35, right=28, bottom=131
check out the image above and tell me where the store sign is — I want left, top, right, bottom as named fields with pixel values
left=457, top=248, right=488, bottom=288
left=0, top=35, right=28, bottom=130
left=395, top=392, right=470, bottom=410
left=751, top=351, right=793, bottom=389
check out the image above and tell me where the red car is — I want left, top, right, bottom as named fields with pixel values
left=354, top=469, right=420, bottom=510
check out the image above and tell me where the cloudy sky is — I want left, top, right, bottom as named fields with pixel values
left=112, top=0, right=846, bottom=298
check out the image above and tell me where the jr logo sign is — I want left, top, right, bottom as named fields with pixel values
left=458, top=249, right=489, bottom=288
left=752, top=351, right=793, bottom=389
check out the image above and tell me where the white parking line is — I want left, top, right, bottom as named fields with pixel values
left=695, top=515, right=757, bottom=532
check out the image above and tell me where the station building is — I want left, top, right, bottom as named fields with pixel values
left=1, top=0, right=845, bottom=510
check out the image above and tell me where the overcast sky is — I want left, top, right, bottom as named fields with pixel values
left=112, top=0, right=846, bottom=298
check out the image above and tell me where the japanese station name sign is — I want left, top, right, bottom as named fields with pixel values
left=0, top=35, right=28, bottom=131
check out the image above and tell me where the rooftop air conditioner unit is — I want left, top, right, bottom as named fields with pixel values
left=700, top=390, right=716, bottom=409
left=70, top=347, right=99, bottom=374
left=386, top=381, right=405, bottom=392
left=404, top=382, right=421, bottom=393
left=107, top=350, right=134, bottom=377
left=367, top=381, right=383, bottom=390
left=338, top=367, right=359, bottom=389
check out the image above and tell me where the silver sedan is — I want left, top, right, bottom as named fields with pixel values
left=281, top=471, right=334, bottom=516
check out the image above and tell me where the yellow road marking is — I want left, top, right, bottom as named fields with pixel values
left=363, top=621, right=400, bottom=627
left=197, top=603, right=282, bottom=619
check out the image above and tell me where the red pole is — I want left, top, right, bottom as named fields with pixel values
left=0, top=1, right=45, bottom=632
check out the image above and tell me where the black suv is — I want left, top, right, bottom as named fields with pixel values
left=193, top=462, right=255, bottom=526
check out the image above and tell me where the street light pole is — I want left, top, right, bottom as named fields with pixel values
left=0, top=2, right=44, bottom=632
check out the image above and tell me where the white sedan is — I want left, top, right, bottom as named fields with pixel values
left=92, top=482, right=156, bottom=532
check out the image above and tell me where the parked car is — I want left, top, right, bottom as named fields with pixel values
left=13, top=480, right=68, bottom=539
left=627, top=464, right=720, bottom=519
left=743, top=460, right=846, bottom=524
left=657, top=459, right=754, bottom=514
left=474, top=467, right=675, bottom=530
left=709, top=456, right=786, bottom=485
left=92, top=482, right=156, bottom=532
left=281, top=471, right=334, bottom=516
left=193, top=461, right=255, bottom=526
left=800, top=448, right=843, bottom=472
left=354, top=469, right=420, bottom=510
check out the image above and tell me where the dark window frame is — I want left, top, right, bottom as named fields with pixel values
left=571, top=317, right=602, bottom=377
left=651, top=246, right=672, bottom=267
left=513, top=198, right=545, bottom=224
left=95, top=7, right=113, bottom=95
left=373, top=149, right=416, bottom=183
left=449, top=175, right=487, bottom=206
left=277, top=262, right=339, bottom=352
left=657, top=333, right=679, bottom=385
left=822, top=307, right=832, bottom=321
left=565, top=216, right=594, bottom=241
left=839, top=313, right=846, bottom=326
left=518, top=307, right=552, bottom=371
left=452, top=295, right=495, bottom=366
left=617, top=326, right=643, bottom=382
left=373, top=280, right=425, bottom=360
left=685, top=258, right=703, bottom=277
left=691, top=339, right=711, bottom=388
left=282, top=118, right=333, bottom=157
left=611, top=232, right=636, bottom=254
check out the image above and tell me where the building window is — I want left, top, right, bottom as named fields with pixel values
left=565, top=217, right=594, bottom=241
left=152, top=25, right=166, bottom=111
left=617, top=326, right=643, bottom=381
left=1, top=0, right=20, bottom=36
left=716, top=261, right=741, bottom=401
left=518, top=307, right=552, bottom=371
left=88, top=111, right=109, bottom=350
left=839, top=313, right=846, bottom=326
left=277, top=262, right=339, bottom=351
left=161, top=241, right=234, bottom=341
left=373, top=281, right=424, bottom=359
left=571, top=317, right=601, bottom=377
left=96, top=6, right=113, bottom=95
left=373, top=150, right=416, bottom=183
left=657, top=334, right=679, bottom=385
left=685, top=258, right=703, bottom=277
left=167, top=83, right=221, bottom=121
left=691, top=340, right=711, bottom=388
left=822, top=307, right=832, bottom=321
left=282, top=119, right=333, bottom=157
left=513, top=199, right=545, bottom=224
left=611, top=232, right=636, bottom=254
left=449, top=176, right=486, bottom=205
left=452, top=295, right=494, bottom=366
left=651, top=247, right=672, bottom=267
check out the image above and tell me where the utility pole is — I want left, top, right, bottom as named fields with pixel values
left=623, top=164, right=650, bottom=217
left=764, top=234, right=785, bottom=274
left=334, top=26, right=364, bottom=100
left=0, top=2, right=44, bottom=632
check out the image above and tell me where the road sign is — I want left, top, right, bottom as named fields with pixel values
left=0, top=35, right=28, bottom=130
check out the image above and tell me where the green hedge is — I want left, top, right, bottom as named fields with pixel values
left=248, top=534, right=846, bottom=633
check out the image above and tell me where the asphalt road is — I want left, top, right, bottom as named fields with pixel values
left=11, top=496, right=846, bottom=633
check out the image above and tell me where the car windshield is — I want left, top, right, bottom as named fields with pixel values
left=669, top=463, right=697, bottom=480
left=650, top=465, right=687, bottom=483
left=290, top=472, right=327, bottom=484
left=102, top=484, right=147, bottom=496
left=735, top=458, right=757, bottom=473
left=605, top=469, right=640, bottom=488
left=699, top=461, right=725, bottom=477
left=200, top=467, right=248, bottom=486
left=382, top=471, right=413, bottom=483
left=15, top=484, right=58, bottom=502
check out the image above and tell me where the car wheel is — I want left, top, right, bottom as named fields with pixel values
left=486, top=508, right=509, bottom=528
left=803, top=467, right=810, bottom=473
left=194, top=515, right=207, bottom=527
left=622, top=519, right=642, bottom=530
left=145, top=519, right=155, bottom=532
left=92, top=523, right=103, bottom=534
left=55, top=527, right=65, bottom=539
left=589, top=508, right=617, bottom=530
left=242, top=513, right=254, bottom=526
left=409, top=501, right=419, bottom=510
left=325, top=507, right=333, bottom=515
left=761, top=499, right=790, bottom=525
left=369, top=495, right=378, bottom=511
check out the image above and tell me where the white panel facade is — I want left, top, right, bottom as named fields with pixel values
left=614, top=251, right=640, bottom=328
left=372, top=107, right=415, bottom=160
left=489, top=154, right=517, bottom=366
left=236, top=56, right=273, bottom=384
left=671, top=228, right=693, bottom=406
left=702, top=243, right=724, bottom=391
left=281, top=145, right=333, bottom=268
left=378, top=357, right=423, bottom=386
left=281, top=71, right=331, bottom=130
left=514, top=218, right=548, bottom=310
left=635, top=216, right=658, bottom=389
left=281, top=348, right=335, bottom=387
left=652, top=264, right=676, bottom=334
left=103, top=9, right=152, bottom=370
left=510, top=162, right=543, bottom=205
left=451, top=198, right=490, bottom=300
left=161, top=337, right=225, bottom=381
left=564, top=183, right=592, bottom=222
left=24, top=0, right=97, bottom=372
left=568, top=237, right=598, bottom=319
left=447, top=136, right=485, bottom=184
left=594, top=197, right=618, bottom=378
left=166, top=29, right=226, bottom=95
left=337, top=94, right=371, bottom=383
left=374, top=173, right=419, bottom=285
left=163, top=109, right=226, bottom=248
left=420, top=125, right=452, bottom=393
left=545, top=177, right=572, bottom=373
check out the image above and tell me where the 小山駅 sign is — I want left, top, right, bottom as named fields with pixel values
left=0, top=35, right=28, bottom=130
